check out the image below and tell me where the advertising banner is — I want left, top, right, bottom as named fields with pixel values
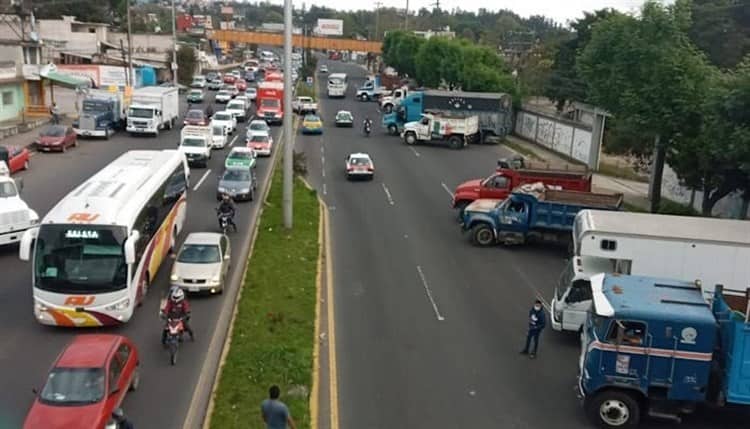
left=315, top=19, right=343, bottom=36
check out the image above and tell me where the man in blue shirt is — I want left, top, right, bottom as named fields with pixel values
left=520, top=299, right=546, bottom=359
left=261, top=385, right=297, bottom=429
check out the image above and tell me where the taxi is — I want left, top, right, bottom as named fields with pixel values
left=301, top=114, right=323, bottom=135
left=246, top=133, right=273, bottom=157
left=225, top=147, right=257, bottom=170
left=345, top=152, right=375, bottom=180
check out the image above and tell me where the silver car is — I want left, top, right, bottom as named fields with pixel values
left=170, top=233, right=231, bottom=294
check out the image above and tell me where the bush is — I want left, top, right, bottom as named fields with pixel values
left=657, top=199, right=700, bottom=216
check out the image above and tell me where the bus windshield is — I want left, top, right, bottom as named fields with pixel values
left=34, top=225, right=128, bottom=294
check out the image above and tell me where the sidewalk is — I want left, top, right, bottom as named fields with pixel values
left=502, top=135, right=651, bottom=210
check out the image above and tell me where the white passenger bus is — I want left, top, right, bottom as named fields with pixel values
left=327, top=73, right=348, bottom=98
left=19, top=150, right=189, bottom=327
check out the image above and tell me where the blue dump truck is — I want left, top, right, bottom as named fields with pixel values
left=579, top=274, right=750, bottom=427
left=461, top=185, right=623, bottom=246
left=382, top=90, right=513, bottom=143
left=72, top=89, right=125, bottom=139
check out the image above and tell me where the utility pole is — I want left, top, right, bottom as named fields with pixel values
left=126, top=0, right=133, bottom=87
left=404, top=0, right=409, bottom=31
left=282, top=0, right=293, bottom=228
left=171, top=0, right=178, bottom=86
left=374, top=1, right=382, bottom=40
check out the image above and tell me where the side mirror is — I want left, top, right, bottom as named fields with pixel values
left=19, top=227, right=39, bottom=261
left=124, top=230, right=140, bottom=265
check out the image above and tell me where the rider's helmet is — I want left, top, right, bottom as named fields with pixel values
left=170, top=287, right=185, bottom=303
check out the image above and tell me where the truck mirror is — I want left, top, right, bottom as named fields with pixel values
left=124, top=230, right=140, bottom=265
left=19, top=227, right=39, bottom=261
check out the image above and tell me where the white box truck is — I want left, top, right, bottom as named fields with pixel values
left=401, top=113, right=480, bottom=149
left=0, top=162, right=39, bottom=246
left=126, top=86, right=180, bottom=136
left=179, top=126, right=212, bottom=167
left=550, top=210, right=750, bottom=332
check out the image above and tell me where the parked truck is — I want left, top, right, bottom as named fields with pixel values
left=356, top=74, right=401, bottom=102
left=452, top=160, right=592, bottom=216
left=550, top=210, right=750, bottom=333
left=382, top=90, right=513, bottom=143
left=579, top=273, right=750, bottom=427
left=73, top=89, right=125, bottom=139
left=0, top=162, right=39, bottom=247
left=126, top=86, right=180, bottom=136
left=462, top=185, right=623, bottom=247
left=401, top=113, right=480, bottom=149
left=256, top=81, right=284, bottom=125
left=379, top=86, right=411, bottom=113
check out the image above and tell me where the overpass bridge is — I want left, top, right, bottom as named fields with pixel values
left=207, top=30, right=383, bottom=53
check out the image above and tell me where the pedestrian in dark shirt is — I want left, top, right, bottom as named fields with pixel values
left=520, top=299, right=546, bottom=359
left=261, top=385, right=296, bottom=429
left=112, top=408, right=134, bottom=429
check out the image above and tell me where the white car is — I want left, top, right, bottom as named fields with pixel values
left=345, top=153, right=374, bottom=180
left=235, top=95, right=251, bottom=108
left=211, top=111, right=237, bottom=134
left=215, top=90, right=233, bottom=104
left=170, top=233, right=231, bottom=294
left=226, top=99, right=247, bottom=122
left=246, top=119, right=270, bottom=138
left=210, top=123, right=229, bottom=149
left=319, top=65, right=328, bottom=73
left=245, top=87, right=257, bottom=101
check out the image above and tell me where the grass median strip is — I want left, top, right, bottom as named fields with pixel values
left=210, top=166, right=320, bottom=429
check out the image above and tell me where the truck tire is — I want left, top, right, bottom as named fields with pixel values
left=360, top=93, right=369, bottom=102
left=449, top=135, right=463, bottom=150
left=471, top=223, right=495, bottom=247
left=387, top=124, right=398, bottom=136
left=585, top=390, right=641, bottom=428
left=404, top=132, right=417, bottom=145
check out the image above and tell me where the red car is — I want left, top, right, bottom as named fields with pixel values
left=35, top=125, right=78, bottom=153
left=183, top=109, right=208, bottom=126
left=223, top=74, right=236, bottom=84
left=235, top=78, right=247, bottom=92
left=23, top=335, right=140, bottom=429
left=0, top=144, right=30, bottom=173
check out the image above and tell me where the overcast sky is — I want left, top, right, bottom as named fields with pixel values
left=293, top=0, right=650, bottom=26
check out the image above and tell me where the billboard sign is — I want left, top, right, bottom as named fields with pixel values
left=315, top=19, right=343, bottom=36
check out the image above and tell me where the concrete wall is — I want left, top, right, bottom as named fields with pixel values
left=660, top=165, right=749, bottom=219
left=0, top=82, right=25, bottom=122
left=38, top=19, right=100, bottom=55
left=108, top=32, right=174, bottom=53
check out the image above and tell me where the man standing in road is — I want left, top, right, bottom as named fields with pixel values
left=520, top=299, right=546, bottom=359
left=261, top=385, right=297, bottom=429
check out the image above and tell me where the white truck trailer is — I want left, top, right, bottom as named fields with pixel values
left=401, top=113, right=480, bottom=149
left=126, top=86, right=180, bottom=136
left=550, top=210, right=750, bottom=332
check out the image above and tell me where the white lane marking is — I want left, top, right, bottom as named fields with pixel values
left=381, top=183, right=395, bottom=206
left=441, top=182, right=454, bottom=198
left=321, top=168, right=326, bottom=178
left=416, top=265, right=445, bottom=321
left=321, top=146, right=325, bottom=154
left=409, top=146, right=420, bottom=157
left=321, top=155, right=325, bottom=165
left=323, top=183, right=327, bottom=195
left=229, top=135, right=239, bottom=147
left=192, top=169, right=212, bottom=191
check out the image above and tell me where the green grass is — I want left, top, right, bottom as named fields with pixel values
left=295, top=80, right=316, bottom=99
left=502, top=140, right=544, bottom=161
left=598, top=161, right=649, bottom=183
left=209, top=167, right=320, bottom=429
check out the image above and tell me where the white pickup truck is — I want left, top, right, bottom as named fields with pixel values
left=292, top=96, right=318, bottom=115
left=401, top=113, right=480, bottom=149
left=0, top=162, right=39, bottom=246
left=179, top=126, right=212, bottom=167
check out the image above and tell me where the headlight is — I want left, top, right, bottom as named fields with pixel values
left=170, top=274, right=179, bottom=281
left=105, top=298, right=130, bottom=312
left=30, top=217, right=39, bottom=225
left=240, top=188, right=250, bottom=193
left=34, top=300, right=48, bottom=312
left=218, top=187, right=226, bottom=193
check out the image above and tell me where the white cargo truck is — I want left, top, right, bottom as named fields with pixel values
left=179, top=126, right=212, bottom=167
left=126, top=86, right=180, bottom=136
left=0, top=162, right=39, bottom=246
left=550, top=210, right=750, bottom=332
left=401, top=113, right=480, bottom=149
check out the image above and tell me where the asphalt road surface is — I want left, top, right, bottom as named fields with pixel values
left=0, top=93, right=279, bottom=429
left=302, top=60, right=750, bottom=429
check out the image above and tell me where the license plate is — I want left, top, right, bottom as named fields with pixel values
left=189, top=287, right=200, bottom=292
left=136, top=128, right=144, bottom=131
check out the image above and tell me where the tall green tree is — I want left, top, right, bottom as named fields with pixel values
left=689, top=0, right=750, bottom=69
left=167, top=45, right=198, bottom=86
left=382, top=31, right=424, bottom=77
left=578, top=0, right=713, bottom=212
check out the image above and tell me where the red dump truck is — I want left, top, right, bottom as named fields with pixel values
left=452, top=159, right=592, bottom=216
left=256, top=81, right=284, bottom=125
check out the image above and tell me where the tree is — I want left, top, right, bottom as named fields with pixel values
left=577, top=0, right=713, bottom=213
left=382, top=31, right=424, bottom=77
left=167, top=45, right=197, bottom=86
left=414, top=37, right=464, bottom=88
left=689, top=0, right=750, bottom=69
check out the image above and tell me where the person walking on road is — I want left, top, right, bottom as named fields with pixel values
left=111, top=408, right=134, bottom=429
left=261, top=385, right=297, bottom=429
left=50, top=102, right=60, bottom=124
left=520, top=299, right=546, bottom=359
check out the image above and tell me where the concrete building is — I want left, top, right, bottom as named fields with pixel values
left=0, top=39, right=44, bottom=123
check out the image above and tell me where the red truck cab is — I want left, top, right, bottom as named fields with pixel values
left=256, top=81, right=284, bottom=125
left=452, top=164, right=592, bottom=212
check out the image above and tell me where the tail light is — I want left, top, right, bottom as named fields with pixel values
left=347, top=166, right=354, bottom=172
left=367, top=167, right=374, bottom=171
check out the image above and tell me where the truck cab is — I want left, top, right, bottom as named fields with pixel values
left=579, top=274, right=750, bottom=427
left=0, top=161, right=39, bottom=246
left=179, top=126, right=212, bottom=167
left=401, top=113, right=478, bottom=149
left=380, top=86, right=409, bottom=113
left=127, top=104, right=162, bottom=135
left=382, top=92, right=424, bottom=135
left=73, top=94, right=123, bottom=139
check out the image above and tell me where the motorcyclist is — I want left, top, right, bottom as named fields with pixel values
left=111, top=408, right=134, bottom=429
left=217, top=194, right=238, bottom=232
left=161, top=286, right=194, bottom=343
left=363, top=117, right=373, bottom=135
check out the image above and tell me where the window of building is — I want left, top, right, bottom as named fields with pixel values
left=2, top=91, right=13, bottom=106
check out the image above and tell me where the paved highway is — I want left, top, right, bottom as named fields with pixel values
left=0, top=95, right=279, bottom=429
left=303, top=60, right=750, bottom=428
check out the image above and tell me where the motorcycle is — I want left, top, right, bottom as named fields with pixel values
left=216, top=208, right=234, bottom=235
left=363, top=121, right=372, bottom=137
left=164, top=316, right=186, bottom=366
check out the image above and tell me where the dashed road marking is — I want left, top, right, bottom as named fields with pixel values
left=192, top=169, right=211, bottom=191
left=323, top=183, right=327, bottom=195
left=416, top=265, right=445, bottom=321
left=381, top=183, right=395, bottom=206
left=229, top=135, right=239, bottom=146
left=409, top=147, right=421, bottom=157
left=441, top=182, right=454, bottom=198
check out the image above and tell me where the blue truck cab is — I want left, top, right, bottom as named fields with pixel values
left=382, top=92, right=423, bottom=135
left=72, top=91, right=124, bottom=139
left=461, top=187, right=622, bottom=247
left=579, top=273, right=750, bottom=427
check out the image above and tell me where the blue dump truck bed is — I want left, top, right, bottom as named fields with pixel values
left=712, top=286, right=750, bottom=405
left=462, top=185, right=622, bottom=246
